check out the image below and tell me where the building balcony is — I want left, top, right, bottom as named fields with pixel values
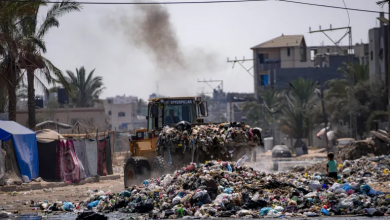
left=257, top=62, right=281, bottom=71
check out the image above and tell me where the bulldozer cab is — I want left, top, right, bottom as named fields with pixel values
left=147, top=97, right=208, bottom=132
left=125, top=97, right=208, bottom=187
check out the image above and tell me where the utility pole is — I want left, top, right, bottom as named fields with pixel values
left=197, top=79, right=223, bottom=93
left=309, top=25, right=356, bottom=139
left=227, top=57, right=254, bottom=77
left=388, top=3, right=390, bottom=133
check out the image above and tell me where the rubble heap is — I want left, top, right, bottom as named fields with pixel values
left=156, top=123, right=263, bottom=162
left=37, top=155, right=390, bottom=218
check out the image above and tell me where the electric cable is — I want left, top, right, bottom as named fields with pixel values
left=0, top=0, right=387, bottom=14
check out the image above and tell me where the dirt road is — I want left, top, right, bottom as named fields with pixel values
left=0, top=178, right=125, bottom=214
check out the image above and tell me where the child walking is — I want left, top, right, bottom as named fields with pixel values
left=327, top=152, right=338, bottom=180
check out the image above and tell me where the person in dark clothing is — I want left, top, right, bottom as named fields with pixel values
left=165, top=109, right=181, bottom=124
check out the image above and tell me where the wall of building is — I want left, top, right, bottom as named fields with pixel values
left=354, top=43, right=369, bottom=65
left=369, top=28, right=382, bottom=84
left=16, top=108, right=105, bottom=128
left=270, top=55, right=357, bottom=89
left=104, top=100, right=136, bottom=131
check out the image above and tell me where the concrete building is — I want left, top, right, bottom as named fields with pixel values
left=368, top=12, right=388, bottom=85
left=251, top=34, right=360, bottom=96
left=104, top=95, right=147, bottom=132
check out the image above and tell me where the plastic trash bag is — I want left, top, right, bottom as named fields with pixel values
left=321, top=208, right=329, bottom=215
left=252, top=192, right=259, bottom=202
left=87, top=201, right=100, bottom=210
left=135, top=198, right=154, bottom=213
left=63, top=202, right=75, bottom=211
left=335, top=188, right=346, bottom=194
left=121, top=191, right=131, bottom=197
left=361, top=185, right=371, bottom=194
left=309, top=180, right=322, bottom=190
left=172, top=196, right=181, bottom=205
left=260, top=207, right=272, bottom=216
left=267, top=209, right=280, bottom=217
left=227, top=164, right=232, bottom=172
left=342, top=183, right=351, bottom=191
left=274, top=206, right=284, bottom=212
left=223, top=187, right=233, bottom=194
left=163, top=175, right=173, bottom=187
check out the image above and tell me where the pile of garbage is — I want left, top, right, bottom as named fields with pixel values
left=156, top=122, right=262, bottom=162
left=34, top=154, right=390, bottom=218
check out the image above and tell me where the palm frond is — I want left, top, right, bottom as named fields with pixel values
left=38, top=1, right=81, bottom=38
left=33, top=74, right=49, bottom=96
left=377, top=0, right=389, bottom=6
left=19, top=36, right=46, bottom=53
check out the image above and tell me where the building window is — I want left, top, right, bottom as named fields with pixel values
left=379, top=48, right=383, bottom=60
left=108, top=110, right=111, bottom=115
left=108, top=99, right=112, bottom=104
left=287, top=48, right=290, bottom=57
left=118, top=112, right=125, bottom=117
left=371, top=51, right=373, bottom=60
left=300, top=46, right=307, bottom=62
left=327, top=48, right=330, bottom=53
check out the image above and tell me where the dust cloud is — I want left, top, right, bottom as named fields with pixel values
left=106, top=3, right=223, bottom=96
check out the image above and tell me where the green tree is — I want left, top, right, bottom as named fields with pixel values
left=278, top=78, right=319, bottom=139
left=242, top=101, right=263, bottom=128
left=18, top=1, right=81, bottom=130
left=0, top=1, right=31, bottom=120
left=324, top=62, right=386, bottom=137
left=64, top=66, right=105, bottom=108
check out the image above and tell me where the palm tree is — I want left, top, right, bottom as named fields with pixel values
left=278, top=78, right=319, bottom=139
left=17, top=1, right=81, bottom=129
left=242, top=101, right=263, bottom=128
left=0, top=1, right=29, bottom=120
left=64, top=66, right=105, bottom=108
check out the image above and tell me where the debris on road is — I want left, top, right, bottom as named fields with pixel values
left=27, top=154, right=390, bottom=218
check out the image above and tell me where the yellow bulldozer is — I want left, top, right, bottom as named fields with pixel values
left=124, top=96, right=262, bottom=187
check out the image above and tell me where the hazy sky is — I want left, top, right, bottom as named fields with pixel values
left=39, top=0, right=388, bottom=100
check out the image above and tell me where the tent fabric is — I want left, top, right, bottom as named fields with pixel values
left=2, top=139, right=23, bottom=184
left=85, top=140, right=98, bottom=176
left=97, top=139, right=107, bottom=176
left=0, top=140, right=5, bottom=186
left=37, top=140, right=58, bottom=181
left=105, top=136, right=113, bottom=175
left=36, top=129, right=65, bottom=143
left=73, top=140, right=89, bottom=179
left=57, top=140, right=80, bottom=183
left=0, top=121, right=38, bottom=180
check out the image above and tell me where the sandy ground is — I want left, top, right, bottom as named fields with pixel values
left=0, top=178, right=125, bottom=214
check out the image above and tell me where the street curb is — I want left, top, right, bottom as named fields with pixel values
left=0, top=175, right=121, bottom=192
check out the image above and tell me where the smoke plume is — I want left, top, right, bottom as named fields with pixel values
left=124, top=4, right=186, bottom=72
left=106, top=3, right=223, bottom=95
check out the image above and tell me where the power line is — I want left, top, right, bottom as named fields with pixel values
left=1, top=0, right=389, bottom=14
left=341, top=0, right=351, bottom=37
left=278, top=0, right=389, bottom=14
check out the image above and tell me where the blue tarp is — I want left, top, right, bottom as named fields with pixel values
left=0, top=121, right=38, bottom=180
